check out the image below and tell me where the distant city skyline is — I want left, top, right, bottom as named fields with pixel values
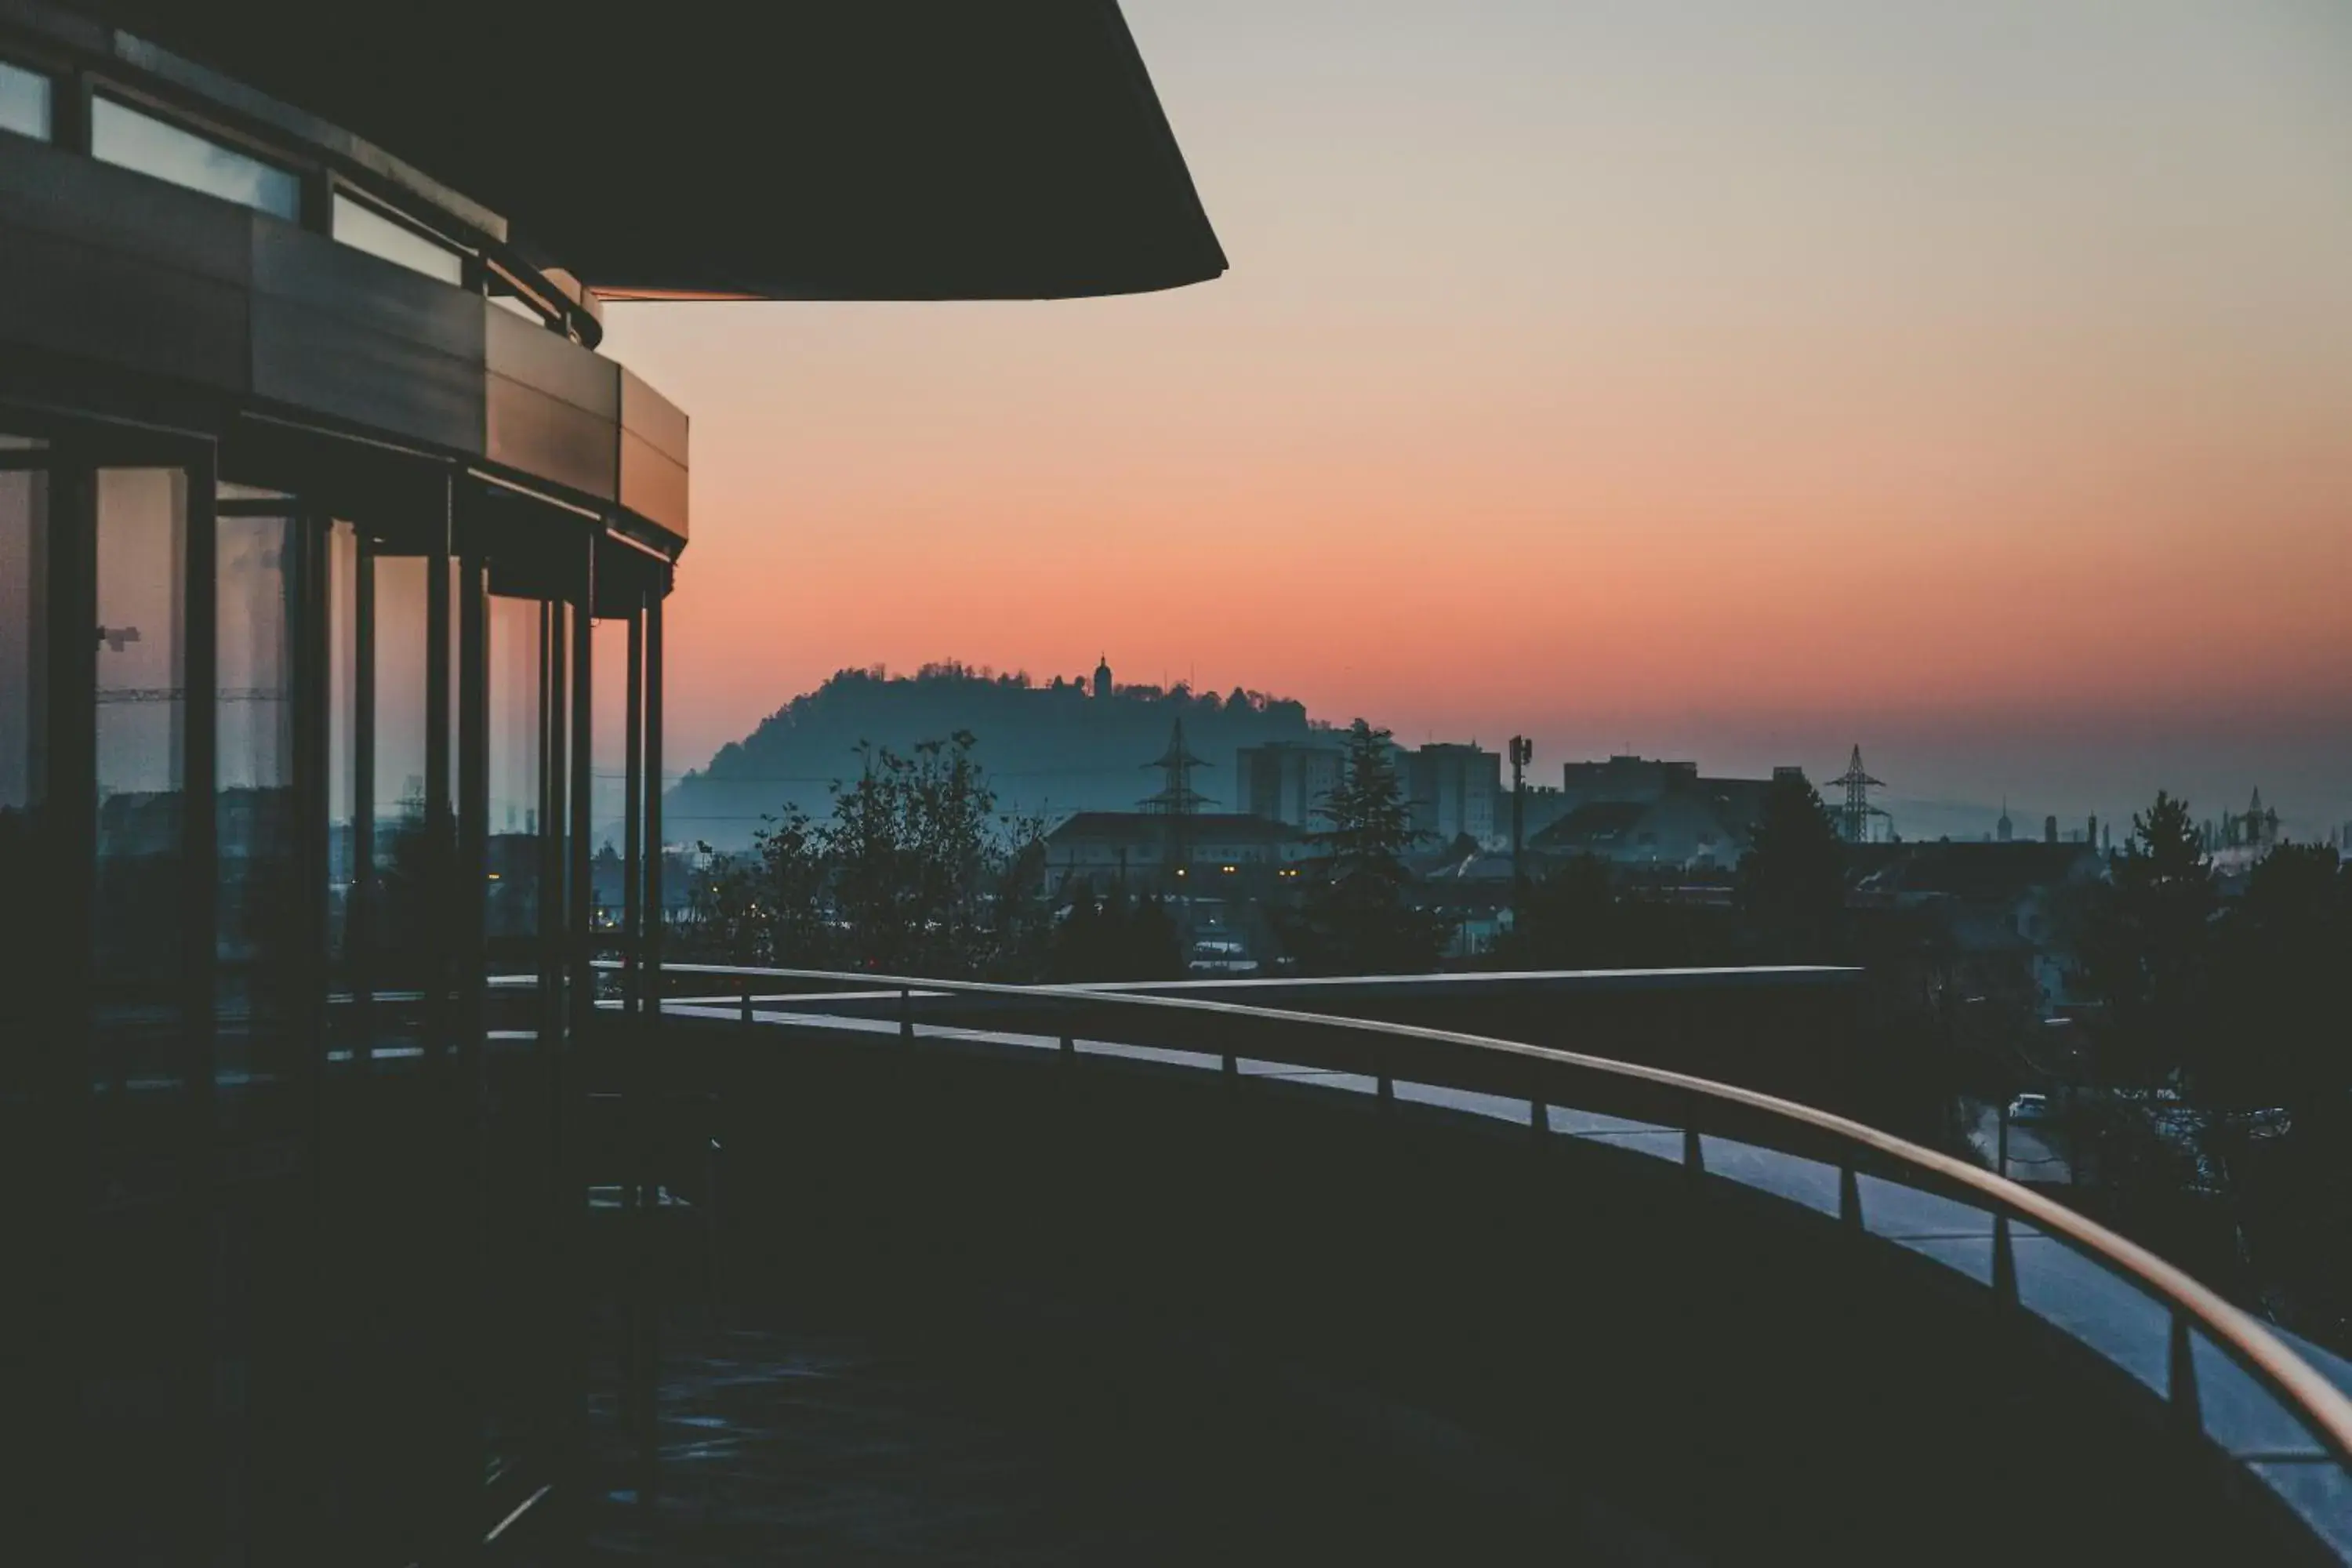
left=622, top=653, right=2345, bottom=848
left=600, top=0, right=2352, bottom=840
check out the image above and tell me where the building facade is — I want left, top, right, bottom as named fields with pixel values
left=1406, top=741, right=1501, bottom=849
left=1043, top=809, right=1309, bottom=895
left=1532, top=791, right=1746, bottom=872
left=1236, top=739, right=1344, bottom=829
left=1536, top=753, right=1802, bottom=872
left=0, top=4, right=1221, bottom=1563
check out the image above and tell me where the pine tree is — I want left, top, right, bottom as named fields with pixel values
left=1735, top=772, right=1846, bottom=960
left=2078, top=791, right=2216, bottom=1086
left=1283, top=720, right=1444, bottom=974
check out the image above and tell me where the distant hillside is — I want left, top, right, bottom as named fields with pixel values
left=668, top=662, right=1335, bottom=848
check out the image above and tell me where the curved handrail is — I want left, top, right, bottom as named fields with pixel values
left=605, top=958, right=2352, bottom=1484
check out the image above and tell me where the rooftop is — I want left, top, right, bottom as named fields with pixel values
left=67, top=2, right=1227, bottom=299
left=1047, top=811, right=1307, bottom=845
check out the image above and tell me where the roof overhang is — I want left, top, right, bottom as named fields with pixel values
left=69, top=1, right=1227, bottom=301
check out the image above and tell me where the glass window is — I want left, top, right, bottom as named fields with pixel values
left=370, top=553, right=432, bottom=1007
left=0, top=448, right=46, bottom=816
left=1, top=445, right=50, bottom=1084
left=486, top=594, right=543, bottom=942
left=217, top=510, right=301, bottom=1099
left=326, top=522, right=357, bottom=970
left=94, top=468, right=188, bottom=1080
left=332, top=192, right=464, bottom=285
left=90, top=96, right=300, bottom=221
left=0, top=57, right=51, bottom=142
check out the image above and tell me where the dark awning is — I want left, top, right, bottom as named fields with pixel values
left=77, top=2, right=1227, bottom=300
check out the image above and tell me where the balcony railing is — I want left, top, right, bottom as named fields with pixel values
left=586, top=959, right=2352, bottom=1560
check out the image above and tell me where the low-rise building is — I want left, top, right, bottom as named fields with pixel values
left=1043, top=811, right=1310, bottom=895
left=1531, top=793, right=1745, bottom=873
left=1532, top=755, right=1805, bottom=872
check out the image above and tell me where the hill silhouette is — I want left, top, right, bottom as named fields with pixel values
left=667, top=662, right=1334, bottom=847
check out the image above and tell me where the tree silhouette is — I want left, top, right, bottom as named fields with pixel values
left=691, top=806, right=829, bottom=967
left=1045, top=882, right=1185, bottom=982
left=687, top=732, right=1046, bottom=979
left=1734, top=772, right=1845, bottom=960
left=1497, top=854, right=1616, bottom=967
left=2077, top=791, right=2216, bottom=1086
left=2202, top=841, right=2345, bottom=1113
left=1283, top=720, right=1444, bottom=974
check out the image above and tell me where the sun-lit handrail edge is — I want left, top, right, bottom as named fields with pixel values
left=593, top=957, right=2352, bottom=1482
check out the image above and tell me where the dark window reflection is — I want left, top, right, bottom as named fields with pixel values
left=94, top=467, right=186, bottom=1085
left=487, top=593, right=543, bottom=943
left=1, top=445, right=50, bottom=1088
left=217, top=509, right=301, bottom=1104
left=369, top=553, right=434, bottom=1030
left=325, top=521, right=357, bottom=967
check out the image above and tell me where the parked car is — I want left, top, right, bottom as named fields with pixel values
left=2007, top=1092, right=2051, bottom=1123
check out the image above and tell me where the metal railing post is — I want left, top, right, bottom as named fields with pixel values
left=899, top=986, right=913, bottom=1040
left=1992, top=1212, right=2019, bottom=1309
left=2169, top=1310, right=2203, bottom=1439
left=739, top=976, right=753, bottom=1028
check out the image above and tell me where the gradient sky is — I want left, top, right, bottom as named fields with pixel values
left=601, top=0, right=2352, bottom=838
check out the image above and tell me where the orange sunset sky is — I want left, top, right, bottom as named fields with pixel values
left=601, top=0, right=2352, bottom=836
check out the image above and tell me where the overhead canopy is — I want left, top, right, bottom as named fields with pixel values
left=82, top=2, right=1227, bottom=300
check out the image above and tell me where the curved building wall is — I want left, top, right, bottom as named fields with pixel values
left=0, top=12, right=683, bottom=1563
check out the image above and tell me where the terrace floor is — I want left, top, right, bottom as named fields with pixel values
left=581, top=1308, right=1690, bottom=1566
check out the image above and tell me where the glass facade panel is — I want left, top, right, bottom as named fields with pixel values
left=0, top=56, right=51, bottom=142
left=2190, top=1329, right=2328, bottom=1460
left=325, top=521, right=358, bottom=971
left=590, top=613, right=633, bottom=938
left=2011, top=1228, right=2172, bottom=1394
left=370, top=552, right=434, bottom=1021
left=0, top=448, right=49, bottom=1087
left=91, top=96, right=301, bottom=221
left=0, top=115, right=679, bottom=1546
left=0, top=455, right=45, bottom=816
left=487, top=593, right=543, bottom=942
left=217, top=510, right=302, bottom=1098
left=94, top=467, right=187, bottom=1080
left=1698, top=1136, right=1842, bottom=1216
left=332, top=191, right=465, bottom=285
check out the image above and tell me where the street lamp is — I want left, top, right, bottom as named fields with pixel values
left=1508, top=735, right=1534, bottom=905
